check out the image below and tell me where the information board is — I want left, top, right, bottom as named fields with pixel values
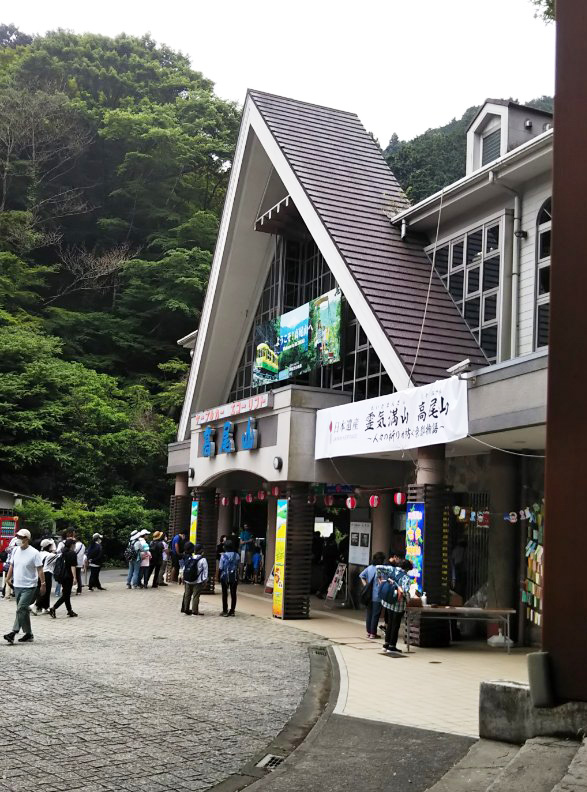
left=272, top=499, right=288, bottom=618
left=348, top=522, right=371, bottom=566
left=406, top=502, right=425, bottom=593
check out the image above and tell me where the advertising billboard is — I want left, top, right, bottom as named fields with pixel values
left=406, top=502, right=425, bottom=593
left=252, top=287, right=342, bottom=387
left=272, top=499, right=288, bottom=618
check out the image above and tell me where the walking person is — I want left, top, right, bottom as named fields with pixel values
left=219, top=540, right=240, bottom=617
left=147, top=531, right=164, bottom=588
left=50, top=539, right=78, bottom=618
left=32, top=539, right=57, bottom=615
left=158, top=534, right=169, bottom=586
left=54, top=529, right=73, bottom=599
left=87, top=534, right=106, bottom=591
left=125, top=531, right=142, bottom=589
left=181, top=543, right=209, bottom=615
left=4, top=528, right=46, bottom=644
left=359, top=552, right=387, bottom=639
left=216, top=534, right=226, bottom=582
left=74, top=533, right=86, bottom=595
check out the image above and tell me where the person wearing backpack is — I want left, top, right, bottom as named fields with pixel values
left=86, top=534, right=105, bottom=591
left=181, top=542, right=208, bottom=615
left=125, top=531, right=142, bottom=589
left=147, top=531, right=164, bottom=588
left=359, top=552, right=387, bottom=639
left=219, top=539, right=240, bottom=617
left=49, top=538, right=78, bottom=618
left=379, top=559, right=413, bottom=655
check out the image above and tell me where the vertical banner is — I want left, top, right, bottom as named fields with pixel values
left=406, top=502, right=425, bottom=592
left=272, top=498, right=288, bottom=618
left=348, top=522, right=372, bottom=566
left=190, top=500, right=199, bottom=546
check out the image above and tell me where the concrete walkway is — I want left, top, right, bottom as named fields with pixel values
left=233, top=586, right=529, bottom=738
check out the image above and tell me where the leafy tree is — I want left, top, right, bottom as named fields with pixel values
left=15, top=496, right=56, bottom=536
left=532, top=0, right=554, bottom=21
left=0, top=24, right=32, bottom=49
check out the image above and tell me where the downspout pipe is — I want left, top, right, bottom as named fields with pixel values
left=488, top=170, right=522, bottom=360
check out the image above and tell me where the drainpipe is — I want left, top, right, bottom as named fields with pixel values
left=489, top=171, right=522, bottom=360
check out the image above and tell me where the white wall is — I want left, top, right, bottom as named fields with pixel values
left=517, top=175, right=552, bottom=356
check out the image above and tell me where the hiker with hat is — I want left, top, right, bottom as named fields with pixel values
left=137, top=530, right=152, bottom=589
left=3, top=528, right=46, bottom=644
left=125, top=530, right=143, bottom=589
left=87, top=533, right=106, bottom=592
left=32, top=538, right=57, bottom=615
left=147, top=531, right=165, bottom=588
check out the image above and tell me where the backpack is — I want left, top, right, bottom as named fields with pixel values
left=149, top=540, right=163, bottom=564
left=183, top=554, right=204, bottom=584
left=379, top=579, right=399, bottom=606
left=220, top=552, right=239, bottom=584
left=53, top=554, right=68, bottom=585
left=123, top=541, right=136, bottom=563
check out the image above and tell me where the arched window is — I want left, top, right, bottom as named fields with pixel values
left=535, top=198, right=551, bottom=349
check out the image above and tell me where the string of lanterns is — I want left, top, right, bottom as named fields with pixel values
left=218, top=488, right=409, bottom=508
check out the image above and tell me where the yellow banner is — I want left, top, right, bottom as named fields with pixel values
left=272, top=498, right=288, bottom=618
left=190, top=500, right=198, bottom=546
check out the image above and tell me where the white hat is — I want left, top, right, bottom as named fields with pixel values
left=16, top=528, right=31, bottom=540
left=138, top=529, right=150, bottom=537
left=129, top=531, right=139, bottom=540
left=93, top=533, right=103, bottom=540
left=40, top=538, right=54, bottom=549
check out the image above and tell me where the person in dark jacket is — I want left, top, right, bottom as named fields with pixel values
left=86, top=534, right=106, bottom=591
left=147, top=531, right=165, bottom=588
left=317, top=534, right=339, bottom=598
left=50, top=539, right=78, bottom=618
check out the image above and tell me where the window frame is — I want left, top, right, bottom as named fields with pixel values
left=535, top=198, right=552, bottom=350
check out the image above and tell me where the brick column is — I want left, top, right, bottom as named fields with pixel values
left=192, top=487, right=217, bottom=593
left=282, top=488, right=314, bottom=619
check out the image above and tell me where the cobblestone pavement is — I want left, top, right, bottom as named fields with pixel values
left=0, top=570, right=322, bottom=792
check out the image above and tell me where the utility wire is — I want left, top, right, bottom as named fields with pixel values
left=466, top=434, right=545, bottom=458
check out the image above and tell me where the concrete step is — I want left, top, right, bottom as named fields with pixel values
left=487, top=737, right=580, bottom=792
left=551, top=738, right=587, bottom=792
left=424, top=739, right=519, bottom=792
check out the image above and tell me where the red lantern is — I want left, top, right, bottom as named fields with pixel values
left=257, top=490, right=266, bottom=501
left=246, top=493, right=254, bottom=503
left=369, top=495, right=380, bottom=508
left=220, top=496, right=230, bottom=507
left=233, top=495, right=240, bottom=506
left=307, top=494, right=316, bottom=505
left=346, top=496, right=357, bottom=510
left=324, top=494, right=334, bottom=507
left=271, top=485, right=280, bottom=497
left=394, top=492, right=406, bottom=506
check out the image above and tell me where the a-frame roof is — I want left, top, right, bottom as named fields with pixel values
left=249, top=90, right=486, bottom=385
left=177, top=90, right=485, bottom=440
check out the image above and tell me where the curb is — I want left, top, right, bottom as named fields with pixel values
left=207, top=644, right=338, bottom=792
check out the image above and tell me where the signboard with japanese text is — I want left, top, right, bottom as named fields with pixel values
left=349, top=521, right=371, bottom=566
left=406, top=503, right=424, bottom=593
left=189, top=500, right=198, bottom=546
left=326, top=563, right=347, bottom=600
left=315, top=377, right=468, bottom=459
left=272, top=499, right=288, bottom=618
left=252, top=288, right=342, bottom=387
left=192, top=392, right=273, bottom=428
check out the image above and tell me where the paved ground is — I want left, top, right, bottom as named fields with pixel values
left=0, top=570, right=322, bottom=792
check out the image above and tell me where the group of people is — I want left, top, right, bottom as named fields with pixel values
left=216, top=524, right=264, bottom=585
left=1, top=527, right=107, bottom=644
left=359, top=552, right=414, bottom=654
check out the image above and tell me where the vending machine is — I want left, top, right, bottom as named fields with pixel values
left=0, top=516, right=18, bottom=572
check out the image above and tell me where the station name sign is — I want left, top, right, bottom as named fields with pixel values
left=192, top=392, right=273, bottom=429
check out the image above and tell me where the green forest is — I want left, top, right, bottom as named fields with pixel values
left=0, top=26, right=239, bottom=541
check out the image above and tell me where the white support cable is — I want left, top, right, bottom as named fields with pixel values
left=466, top=434, right=545, bottom=458
left=409, top=190, right=445, bottom=384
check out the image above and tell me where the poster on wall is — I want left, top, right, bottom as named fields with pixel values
left=252, top=287, right=342, bottom=387
left=272, top=499, right=288, bottom=618
left=189, top=500, right=199, bottom=546
left=326, top=563, right=347, bottom=600
left=348, top=521, right=371, bottom=566
left=405, top=502, right=425, bottom=593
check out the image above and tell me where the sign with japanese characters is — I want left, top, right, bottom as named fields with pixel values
left=272, top=499, right=288, bottom=619
left=314, top=377, right=468, bottom=459
left=406, top=503, right=425, bottom=592
left=349, top=522, right=371, bottom=566
left=192, top=392, right=273, bottom=428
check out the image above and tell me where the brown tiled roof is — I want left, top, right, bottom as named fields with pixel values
left=249, top=90, right=487, bottom=385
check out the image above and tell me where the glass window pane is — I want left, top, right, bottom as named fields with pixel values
left=356, top=349, right=368, bottom=379
left=467, top=267, right=480, bottom=295
left=539, top=229, right=551, bottom=261
left=466, top=229, right=483, bottom=265
left=368, top=348, right=380, bottom=376
left=486, top=224, right=500, bottom=254
left=481, top=325, right=498, bottom=359
left=484, top=294, right=497, bottom=323
left=452, top=241, right=464, bottom=269
left=345, top=323, right=357, bottom=353
left=537, top=303, right=550, bottom=348
left=538, top=265, right=550, bottom=296
left=483, top=255, right=500, bottom=290
left=435, top=246, right=449, bottom=276
left=380, top=374, right=394, bottom=395
left=358, top=326, right=367, bottom=348
left=465, top=297, right=480, bottom=328
left=331, top=361, right=343, bottom=386
left=366, top=376, right=380, bottom=398
left=449, top=270, right=464, bottom=303
left=344, top=353, right=355, bottom=382
left=354, top=380, right=366, bottom=402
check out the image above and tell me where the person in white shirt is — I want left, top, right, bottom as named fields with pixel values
left=74, top=534, right=86, bottom=595
left=4, top=529, right=45, bottom=644
left=32, top=539, right=57, bottom=615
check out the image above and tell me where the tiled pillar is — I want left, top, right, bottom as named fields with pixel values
left=192, top=487, right=217, bottom=593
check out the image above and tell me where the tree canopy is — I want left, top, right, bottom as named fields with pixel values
left=0, top=28, right=240, bottom=541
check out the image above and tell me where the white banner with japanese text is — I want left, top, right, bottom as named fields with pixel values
left=315, top=377, right=468, bottom=459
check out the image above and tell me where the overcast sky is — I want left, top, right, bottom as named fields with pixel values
left=8, top=0, right=555, bottom=143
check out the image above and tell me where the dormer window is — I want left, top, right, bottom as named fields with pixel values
left=482, top=127, right=502, bottom=166
left=535, top=198, right=551, bottom=349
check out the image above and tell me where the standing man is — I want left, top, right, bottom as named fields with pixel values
left=170, top=530, right=185, bottom=583
left=158, top=534, right=169, bottom=587
left=87, top=534, right=106, bottom=591
left=4, top=528, right=45, bottom=644
left=181, top=542, right=209, bottom=615
left=239, top=523, right=253, bottom=582
left=147, top=531, right=164, bottom=588
left=73, top=532, right=86, bottom=596
left=126, top=530, right=141, bottom=589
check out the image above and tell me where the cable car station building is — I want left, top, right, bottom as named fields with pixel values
left=168, top=91, right=551, bottom=638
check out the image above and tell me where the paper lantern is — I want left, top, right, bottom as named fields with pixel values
left=257, top=490, right=266, bottom=501
left=324, top=494, right=334, bottom=507
left=394, top=492, right=407, bottom=506
left=233, top=495, right=240, bottom=506
left=307, top=494, right=316, bottom=505
left=346, top=496, right=357, bottom=510
left=369, top=495, right=380, bottom=508
left=246, top=493, right=254, bottom=503
left=271, top=485, right=280, bottom=497
left=220, top=496, right=230, bottom=507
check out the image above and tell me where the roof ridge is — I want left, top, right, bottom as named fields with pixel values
left=248, top=88, right=359, bottom=119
